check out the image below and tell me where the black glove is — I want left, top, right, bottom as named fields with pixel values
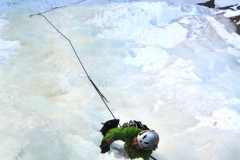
left=100, top=141, right=110, bottom=153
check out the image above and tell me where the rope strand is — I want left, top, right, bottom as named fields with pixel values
left=30, top=0, right=86, bottom=16
left=30, top=13, right=116, bottom=119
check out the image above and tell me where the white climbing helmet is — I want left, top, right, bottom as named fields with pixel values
left=137, top=130, right=159, bottom=150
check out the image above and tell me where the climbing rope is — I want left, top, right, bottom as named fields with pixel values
left=29, top=2, right=117, bottom=120
left=30, top=0, right=86, bottom=16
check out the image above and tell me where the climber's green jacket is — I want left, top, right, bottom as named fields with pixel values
left=102, top=127, right=152, bottom=160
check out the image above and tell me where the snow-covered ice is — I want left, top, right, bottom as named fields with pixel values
left=0, top=0, right=240, bottom=160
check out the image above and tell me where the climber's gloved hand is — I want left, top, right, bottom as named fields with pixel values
left=100, top=141, right=110, bottom=153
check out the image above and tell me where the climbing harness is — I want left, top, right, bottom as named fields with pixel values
left=123, top=120, right=150, bottom=130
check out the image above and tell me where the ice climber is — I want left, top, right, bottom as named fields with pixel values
left=100, top=119, right=159, bottom=160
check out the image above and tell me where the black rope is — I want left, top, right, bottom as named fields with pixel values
left=151, top=156, right=157, bottom=160
left=30, top=0, right=86, bottom=16
left=30, top=12, right=117, bottom=120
